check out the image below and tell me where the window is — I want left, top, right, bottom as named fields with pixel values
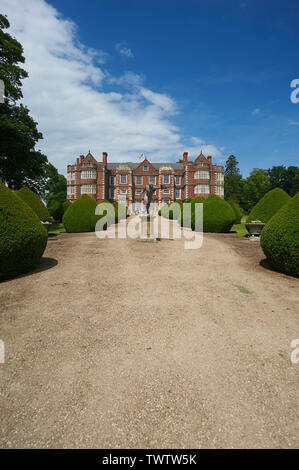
left=195, top=184, right=210, bottom=194
left=163, top=174, right=170, bottom=184
left=174, top=189, right=181, bottom=199
left=175, top=176, right=180, bottom=185
left=216, top=173, right=224, bottom=182
left=143, top=165, right=149, bottom=171
left=163, top=189, right=170, bottom=194
left=109, top=189, right=115, bottom=199
left=163, top=199, right=170, bottom=205
left=136, top=175, right=143, bottom=185
left=149, top=175, right=156, bottom=184
left=81, top=184, right=96, bottom=194
left=120, top=189, right=127, bottom=194
left=109, top=175, right=115, bottom=185
left=136, top=189, right=143, bottom=195
left=120, top=174, right=127, bottom=184
left=81, top=170, right=96, bottom=179
left=67, top=185, right=75, bottom=195
left=195, top=170, right=209, bottom=179
left=135, top=201, right=142, bottom=211
left=67, top=171, right=76, bottom=181
left=216, top=186, right=224, bottom=196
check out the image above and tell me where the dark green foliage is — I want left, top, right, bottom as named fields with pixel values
left=50, top=201, right=64, bottom=222
left=16, top=186, right=52, bottom=222
left=62, top=200, right=71, bottom=213
left=62, top=194, right=102, bottom=233
left=180, top=195, right=235, bottom=232
left=0, top=182, right=48, bottom=281
left=246, top=188, right=290, bottom=223
left=260, top=192, right=299, bottom=277
left=228, top=200, right=243, bottom=224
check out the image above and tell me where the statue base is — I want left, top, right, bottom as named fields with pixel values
left=139, top=214, right=158, bottom=242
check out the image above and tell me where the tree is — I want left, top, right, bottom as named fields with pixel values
left=0, top=14, right=48, bottom=190
left=285, top=166, right=299, bottom=196
left=267, top=165, right=299, bottom=196
left=42, top=167, right=67, bottom=208
left=240, top=168, right=271, bottom=213
left=224, top=155, right=242, bottom=202
left=0, top=14, right=28, bottom=102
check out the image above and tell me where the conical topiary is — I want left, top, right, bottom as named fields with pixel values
left=16, top=187, right=52, bottom=222
left=0, top=183, right=48, bottom=281
left=247, top=188, right=290, bottom=223
left=260, top=192, right=299, bottom=277
left=62, top=194, right=103, bottom=232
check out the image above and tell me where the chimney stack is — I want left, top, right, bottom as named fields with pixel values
left=102, top=152, right=108, bottom=165
left=183, top=152, right=188, bottom=165
left=76, top=157, right=79, bottom=166
left=207, top=156, right=212, bottom=163
left=80, top=155, right=84, bottom=163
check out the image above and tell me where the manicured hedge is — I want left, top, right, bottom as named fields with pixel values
left=260, top=192, right=299, bottom=277
left=0, top=183, right=48, bottom=281
left=180, top=195, right=235, bottom=232
left=16, top=187, right=52, bottom=222
left=62, top=194, right=103, bottom=233
left=50, top=201, right=64, bottom=222
left=247, top=188, right=290, bottom=223
left=228, top=200, right=243, bottom=224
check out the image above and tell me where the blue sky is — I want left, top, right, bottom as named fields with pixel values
left=2, top=0, right=299, bottom=175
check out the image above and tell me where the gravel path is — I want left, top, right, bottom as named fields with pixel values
left=0, top=219, right=298, bottom=448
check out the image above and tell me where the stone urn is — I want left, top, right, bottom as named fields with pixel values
left=245, top=221, right=265, bottom=237
left=41, top=221, right=52, bottom=232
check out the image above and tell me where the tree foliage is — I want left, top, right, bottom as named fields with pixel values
left=224, top=155, right=242, bottom=202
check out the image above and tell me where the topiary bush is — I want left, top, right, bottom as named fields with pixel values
left=16, top=187, right=52, bottom=222
left=180, top=195, right=235, bottom=232
left=0, top=183, right=48, bottom=281
left=50, top=201, right=64, bottom=222
left=228, top=200, right=243, bottom=224
left=246, top=188, right=290, bottom=223
left=63, top=194, right=103, bottom=233
left=160, top=201, right=183, bottom=220
left=260, top=192, right=299, bottom=277
left=62, top=200, right=71, bottom=213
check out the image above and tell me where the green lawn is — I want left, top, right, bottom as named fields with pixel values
left=48, top=222, right=66, bottom=235
left=230, top=216, right=249, bottom=237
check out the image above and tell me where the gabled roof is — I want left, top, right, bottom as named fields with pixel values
left=84, top=151, right=98, bottom=164
left=194, top=152, right=207, bottom=164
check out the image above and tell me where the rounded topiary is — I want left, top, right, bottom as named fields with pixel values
left=228, top=200, right=243, bottom=224
left=260, top=192, right=299, bottom=277
left=247, top=188, right=290, bottom=223
left=16, top=187, right=52, bottom=222
left=62, top=200, right=71, bottom=213
left=62, top=194, right=102, bottom=233
left=182, top=195, right=234, bottom=232
left=50, top=201, right=64, bottom=222
left=0, top=183, right=48, bottom=281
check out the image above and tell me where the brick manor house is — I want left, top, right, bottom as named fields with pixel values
left=67, top=151, right=224, bottom=211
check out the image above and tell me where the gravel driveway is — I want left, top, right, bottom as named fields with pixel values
left=0, top=220, right=298, bottom=448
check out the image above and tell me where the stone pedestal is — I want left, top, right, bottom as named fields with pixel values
left=139, top=214, right=158, bottom=242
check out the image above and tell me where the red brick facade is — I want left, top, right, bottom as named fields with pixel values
left=67, top=151, right=224, bottom=210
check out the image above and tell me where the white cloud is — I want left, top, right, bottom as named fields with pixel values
left=289, top=120, right=299, bottom=125
left=1, top=0, right=224, bottom=173
left=251, top=108, right=260, bottom=115
left=115, top=42, right=134, bottom=58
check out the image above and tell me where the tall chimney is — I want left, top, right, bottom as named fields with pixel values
left=102, top=152, right=108, bottom=165
left=76, top=157, right=79, bottom=166
left=207, top=156, right=212, bottom=163
left=80, top=155, right=84, bottom=163
left=183, top=152, right=188, bottom=165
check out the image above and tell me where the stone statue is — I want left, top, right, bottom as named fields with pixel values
left=142, top=184, right=165, bottom=214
